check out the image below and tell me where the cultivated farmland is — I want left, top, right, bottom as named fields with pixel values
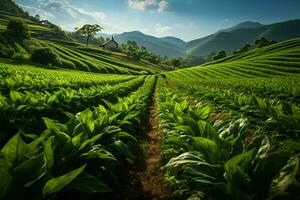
left=0, top=36, right=299, bottom=199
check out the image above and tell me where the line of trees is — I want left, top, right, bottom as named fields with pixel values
left=206, top=37, right=278, bottom=62
left=120, top=41, right=184, bottom=68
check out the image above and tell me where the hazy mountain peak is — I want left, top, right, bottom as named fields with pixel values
left=236, top=21, right=263, bottom=27
left=217, top=21, right=263, bottom=33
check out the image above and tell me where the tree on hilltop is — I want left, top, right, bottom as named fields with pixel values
left=75, top=24, right=103, bottom=47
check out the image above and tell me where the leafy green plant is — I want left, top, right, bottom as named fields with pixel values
left=156, top=78, right=300, bottom=200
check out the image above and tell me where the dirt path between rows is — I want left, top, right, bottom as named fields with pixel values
left=135, top=80, right=169, bottom=200
left=110, top=79, right=169, bottom=200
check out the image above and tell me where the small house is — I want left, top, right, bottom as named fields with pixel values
left=100, top=36, right=118, bottom=50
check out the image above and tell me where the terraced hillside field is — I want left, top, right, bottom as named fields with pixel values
left=0, top=11, right=163, bottom=75
left=0, top=37, right=299, bottom=200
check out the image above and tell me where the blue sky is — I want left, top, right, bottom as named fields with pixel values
left=15, top=0, right=300, bottom=41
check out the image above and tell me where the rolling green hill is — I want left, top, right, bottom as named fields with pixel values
left=185, top=20, right=300, bottom=57
left=215, top=21, right=263, bottom=33
left=0, top=10, right=163, bottom=75
left=167, top=37, right=300, bottom=79
left=0, top=0, right=29, bottom=17
left=108, top=20, right=300, bottom=65
left=0, top=10, right=72, bottom=41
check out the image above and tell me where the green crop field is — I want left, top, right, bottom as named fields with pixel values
left=0, top=2, right=300, bottom=199
left=1, top=34, right=300, bottom=199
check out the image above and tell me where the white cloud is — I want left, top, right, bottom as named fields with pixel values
left=158, top=0, right=168, bottom=12
left=128, top=0, right=168, bottom=12
left=77, top=8, right=106, bottom=21
left=155, top=23, right=171, bottom=34
left=19, top=4, right=55, bottom=20
left=20, top=0, right=106, bottom=31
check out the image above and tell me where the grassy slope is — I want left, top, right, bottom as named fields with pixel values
left=186, top=20, right=300, bottom=57
left=169, top=37, right=300, bottom=78
left=0, top=11, right=163, bottom=75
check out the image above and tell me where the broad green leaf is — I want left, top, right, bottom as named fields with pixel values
left=1, top=133, right=29, bottom=167
left=197, top=120, right=216, bottom=138
left=10, top=90, right=23, bottom=103
left=191, top=137, right=220, bottom=163
left=182, top=116, right=200, bottom=136
left=0, top=171, right=12, bottom=200
left=12, top=153, right=47, bottom=187
left=282, top=140, right=300, bottom=152
left=56, top=131, right=72, bottom=145
left=253, top=150, right=291, bottom=195
left=224, top=150, right=255, bottom=200
left=195, top=106, right=210, bottom=119
left=44, top=137, right=54, bottom=169
left=166, top=151, right=218, bottom=169
left=71, top=132, right=85, bottom=147
left=43, top=164, right=86, bottom=197
left=110, top=140, right=133, bottom=159
left=79, top=108, right=94, bottom=133
left=43, top=117, right=58, bottom=130
left=47, top=95, right=57, bottom=105
left=225, top=165, right=255, bottom=200
left=174, top=125, right=195, bottom=136
left=69, top=172, right=112, bottom=193
left=268, top=155, right=299, bottom=199
left=81, top=148, right=116, bottom=161
left=225, top=149, right=253, bottom=171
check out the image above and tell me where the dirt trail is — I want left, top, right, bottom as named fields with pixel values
left=135, top=81, right=169, bottom=200
left=110, top=80, right=169, bottom=200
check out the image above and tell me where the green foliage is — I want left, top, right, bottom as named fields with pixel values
left=0, top=74, right=156, bottom=199
left=171, top=58, right=183, bottom=69
left=156, top=79, right=300, bottom=199
left=0, top=71, right=145, bottom=141
left=5, top=20, right=31, bottom=39
left=120, top=40, right=172, bottom=65
left=30, top=47, right=61, bottom=65
left=213, top=50, right=227, bottom=60
left=42, top=165, right=86, bottom=197
left=0, top=0, right=30, bottom=17
left=255, top=37, right=277, bottom=48
left=75, top=24, right=103, bottom=47
left=233, top=44, right=251, bottom=55
left=0, top=43, right=15, bottom=58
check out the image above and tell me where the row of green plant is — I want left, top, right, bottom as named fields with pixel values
left=0, top=76, right=145, bottom=144
left=167, top=79, right=300, bottom=140
left=0, top=75, right=156, bottom=200
left=156, top=78, right=300, bottom=200
left=44, top=42, right=143, bottom=74
left=202, top=37, right=300, bottom=66
left=0, top=63, right=135, bottom=93
left=166, top=73, right=300, bottom=104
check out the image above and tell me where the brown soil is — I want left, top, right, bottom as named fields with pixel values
left=135, top=82, right=170, bottom=200
left=109, top=80, right=170, bottom=200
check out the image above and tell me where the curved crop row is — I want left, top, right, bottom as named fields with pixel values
left=0, top=76, right=145, bottom=144
left=156, top=77, right=300, bottom=200
left=0, top=63, right=136, bottom=93
left=0, top=76, right=156, bottom=200
left=166, top=78, right=300, bottom=139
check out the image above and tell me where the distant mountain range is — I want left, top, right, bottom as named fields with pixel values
left=186, top=20, right=300, bottom=58
left=100, top=20, right=300, bottom=64
left=3, top=0, right=300, bottom=65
